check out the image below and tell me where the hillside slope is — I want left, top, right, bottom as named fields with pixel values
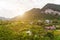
left=12, top=3, right=60, bottom=21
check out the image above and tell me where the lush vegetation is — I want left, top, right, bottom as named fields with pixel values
left=1, top=8, right=60, bottom=40
left=0, top=19, right=60, bottom=40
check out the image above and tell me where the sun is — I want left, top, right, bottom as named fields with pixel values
left=18, top=9, right=25, bottom=16
left=19, top=12, right=24, bottom=16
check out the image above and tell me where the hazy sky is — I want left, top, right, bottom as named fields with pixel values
left=0, top=0, right=60, bottom=18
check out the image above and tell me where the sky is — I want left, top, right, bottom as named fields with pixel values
left=0, top=0, right=60, bottom=18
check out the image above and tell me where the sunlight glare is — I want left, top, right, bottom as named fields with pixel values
left=18, top=10, right=25, bottom=16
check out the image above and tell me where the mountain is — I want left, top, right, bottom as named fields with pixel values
left=12, top=8, right=42, bottom=21
left=0, top=17, right=9, bottom=20
left=22, top=8, right=41, bottom=20
left=12, top=3, right=60, bottom=21
left=41, top=3, right=60, bottom=12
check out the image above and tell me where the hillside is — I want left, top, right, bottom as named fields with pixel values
left=41, top=3, right=60, bottom=12
left=12, top=3, right=60, bottom=21
left=0, top=3, right=60, bottom=40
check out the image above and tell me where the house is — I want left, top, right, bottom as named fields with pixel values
left=45, top=20, right=50, bottom=24
left=26, top=30, right=32, bottom=35
left=45, top=25, right=56, bottom=30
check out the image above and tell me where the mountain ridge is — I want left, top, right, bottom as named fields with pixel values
left=1, top=3, right=60, bottom=21
left=41, top=3, right=60, bottom=12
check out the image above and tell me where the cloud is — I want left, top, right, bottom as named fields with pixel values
left=53, top=0, right=60, bottom=4
left=0, top=0, right=59, bottom=18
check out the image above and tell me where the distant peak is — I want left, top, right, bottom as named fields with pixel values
left=46, top=3, right=60, bottom=6
left=41, top=3, right=60, bottom=11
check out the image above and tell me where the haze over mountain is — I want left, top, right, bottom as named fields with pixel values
left=1, top=3, right=60, bottom=21
left=0, top=17, right=9, bottom=20
left=11, top=3, right=60, bottom=21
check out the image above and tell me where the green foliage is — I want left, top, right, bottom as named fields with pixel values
left=0, top=25, right=14, bottom=40
left=0, top=20, right=60, bottom=40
